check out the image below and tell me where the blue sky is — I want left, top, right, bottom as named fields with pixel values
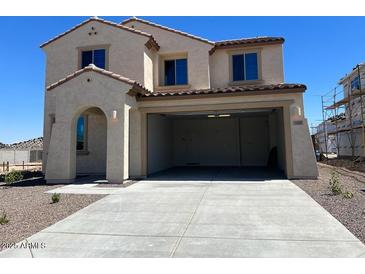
left=1, top=16, right=364, bottom=143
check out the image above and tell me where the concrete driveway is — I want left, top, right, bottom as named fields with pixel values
left=1, top=175, right=365, bottom=257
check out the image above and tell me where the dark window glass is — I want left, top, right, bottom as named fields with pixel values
left=164, top=58, right=188, bottom=86
left=76, top=116, right=85, bottom=150
left=232, top=53, right=259, bottom=81
left=245, top=53, right=258, bottom=80
left=93, top=49, right=106, bottom=69
left=351, top=76, right=360, bottom=90
left=232, top=54, right=245, bottom=81
left=81, top=51, right=93, bottom=69
left=176, top=59, right=188, bottom=85
left=164, top=60, right=176, bottom=86
left=81, top=49, right=106, bottom=69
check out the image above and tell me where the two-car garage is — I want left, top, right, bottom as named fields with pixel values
left=146, top=108, right=287, bottom=179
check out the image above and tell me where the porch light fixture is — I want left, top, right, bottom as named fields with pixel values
left=291, top=104, right=302, bottom=122
left=112, top=110, right=118, bottom=120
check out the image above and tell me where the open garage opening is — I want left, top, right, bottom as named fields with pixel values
left=146, top=108, right=287, bottom=180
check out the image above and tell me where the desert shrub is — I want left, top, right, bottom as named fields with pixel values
left=343, top=191, right=354, bottom=199
left=329, top=170, right=342, bottom=195
left=51, top=193, right=61, bottom=203
left=0, top=211, right=9, bottom=225
left=4, top=170, right=23, bottom=184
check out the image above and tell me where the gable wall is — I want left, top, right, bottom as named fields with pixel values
left=123, top=21, right=214, bottom=90
left=43, top=21, right=151, bottom=87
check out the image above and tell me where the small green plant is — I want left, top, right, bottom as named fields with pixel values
left=4, top=170, right=23, bottom=184
left=0, top=211, right=9, bottom=225
left=343, top=191, right=354, bottom=199
left=329, top=170, right=342, bottom=195
left=51, top=193, right=61, bottom=203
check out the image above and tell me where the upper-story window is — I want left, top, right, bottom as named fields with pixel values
left=232, top=52, right=259, bottom=82
left=351, top=75, right=360, bottom=91
left=164, top=58, right=188, bottom=86
left=81, top=49, right=106, bottom=69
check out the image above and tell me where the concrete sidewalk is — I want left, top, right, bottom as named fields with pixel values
left=1, top=178, right=365, bottom=257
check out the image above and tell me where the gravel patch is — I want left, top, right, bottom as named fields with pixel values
left=0, top=178, right=105, bottom=251
left=293, top=163, right=365, bottom=244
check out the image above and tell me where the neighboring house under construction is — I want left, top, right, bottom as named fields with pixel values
left=316, top=63, right=365, bottom=158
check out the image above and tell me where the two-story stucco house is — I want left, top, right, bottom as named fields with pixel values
left=42, top=16, right=318, bottom=183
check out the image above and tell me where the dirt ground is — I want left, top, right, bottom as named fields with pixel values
left=293, top=163, right=365, bottom=244
left=322, top=158, right=365, bottom=173
left=0, top=178, right=105, bottom=251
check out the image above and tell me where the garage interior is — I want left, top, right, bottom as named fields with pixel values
left=146, top=108, right=287, bottom=180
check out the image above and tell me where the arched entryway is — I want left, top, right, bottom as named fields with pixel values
left=74, top=107, right=107, bottom=176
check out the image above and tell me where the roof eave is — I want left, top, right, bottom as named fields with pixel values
left=46, top=65, right=151, bottom=96
left=128, top=83, right=150, bottom=96
left=121, top=17, right=215, bottom=46
left=137, top=86, right=306, bottom=101
left=40, top=17, right=159, bottom=49
left=145, top=38, right=160, bottom=51
left=209, top=40, right=285, bottom=55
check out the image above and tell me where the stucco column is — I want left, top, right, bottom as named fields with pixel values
left=289, top=103, right=319, bottom=179
left=129, top=110, right=147, bottom=179
left=106, top=104, right=130, bottom=183
left=282, top=105, right=294, bottom=179
left=45, top=119, right=76, bottom=183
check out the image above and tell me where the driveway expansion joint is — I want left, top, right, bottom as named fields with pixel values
left=25, top=239, right=34, bottom=258
left=170, top=185, right=211, bottom=257
left=40, top=231, right=181, bottom=238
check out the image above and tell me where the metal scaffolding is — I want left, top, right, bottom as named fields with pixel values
left=319, top=64, right=365, bottom=159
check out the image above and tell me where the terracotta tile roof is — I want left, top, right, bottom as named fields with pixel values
left=121, top=17, right=284, bottom=53
left=46, top=64, right=150, bottom=95
left=121, top=17, right=214, bottom=45
left=139, top=83, right=306, bottom=100
left=209, top=37, right=285, bottom=54
left=40, top=16, right=160, bottom=51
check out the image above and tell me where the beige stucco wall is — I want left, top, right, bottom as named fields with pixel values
left=43, top=21, right=153, bottom=87
left=44, top=70, right=137, bottom=183
left=144, top=50, right=155, bottom=91
left=209, top=44, right=284, bottom=88
left=147, top=114, right=173, bottom=174
left=42, top=20, right=154, bottom=177
left=123, top=21, right=213, bottom=90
